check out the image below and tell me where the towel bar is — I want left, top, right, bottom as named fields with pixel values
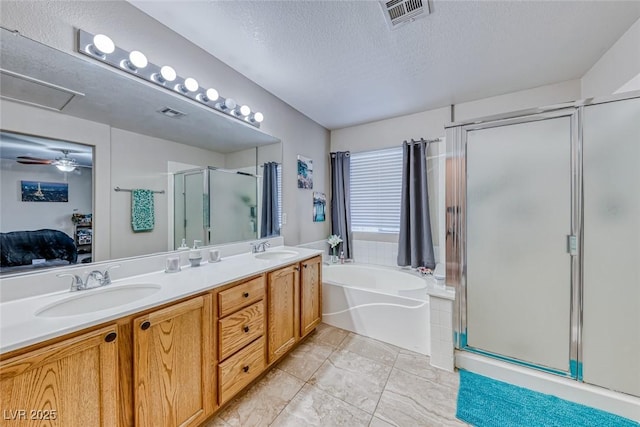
left=114, top=186, right=165, bottom=194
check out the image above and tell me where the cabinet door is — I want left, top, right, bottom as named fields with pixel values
left=300, top=256, right=322, bottom=338
left=267, top=264, right=299, bottom=364
left=0, top=325, right=119, bottom=427
left=134, top=295, right=213, bottom=427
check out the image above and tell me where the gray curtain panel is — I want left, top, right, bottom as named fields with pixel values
left=261, top=162, right=280, bottom=238
left=397, top=140, right=436, bottom=269
left=330, top=151, right=352, bottom=258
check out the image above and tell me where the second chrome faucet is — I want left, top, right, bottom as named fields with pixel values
left=250, top=240, right=270, bottom=253
left=57, top=265, right=120, bottom=292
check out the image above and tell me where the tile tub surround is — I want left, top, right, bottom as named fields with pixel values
left=352, top=240, right=441, bottom=267
left=203, top=323, right=467, bottom=427
left=297, top=239, right=442, bottom=266
left=430, top=296, right=455, bottom=372
left=0, top=243, right=320, bottom=353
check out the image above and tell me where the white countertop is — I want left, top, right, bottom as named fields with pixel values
left=0, top=246, right=322, bottom=354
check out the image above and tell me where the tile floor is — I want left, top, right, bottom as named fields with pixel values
left=204, top=323, right=468, bottom=427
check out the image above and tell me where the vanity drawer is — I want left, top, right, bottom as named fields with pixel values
left=218, top=275, right=265, bottom=317
left=218, top=337, right=266, bottom=404
left=219, top=301, right=265, bottom=361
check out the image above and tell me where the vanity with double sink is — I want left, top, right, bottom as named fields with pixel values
left=0, top=246, right=323, bottom=426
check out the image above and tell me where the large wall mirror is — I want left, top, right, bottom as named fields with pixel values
left=0, top=28, right=282, bottom=276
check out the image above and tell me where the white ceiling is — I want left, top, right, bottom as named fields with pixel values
left=131, top=1, right=640, bottom=130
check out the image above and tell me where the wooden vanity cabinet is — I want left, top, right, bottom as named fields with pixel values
left=0, top=255, right=323, bottom=427
left=266, top=255, right=323, bottom=364
left=267, top=264, right=300, bottom=364
left=0, top=324, right=120, bottom=427
left=133, top=295, right=213, bottom=427
left=300, top=256, right=322, bottom=338
left=216, top=275, right=267, bottom=406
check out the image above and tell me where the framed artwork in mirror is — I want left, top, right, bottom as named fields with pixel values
left=21, top=181, right=68, bottom=202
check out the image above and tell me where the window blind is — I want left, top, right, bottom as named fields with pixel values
left=350, top=147, right=403, bottom=233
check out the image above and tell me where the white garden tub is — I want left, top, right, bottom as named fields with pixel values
left=322, top=263, right=433, bottom=355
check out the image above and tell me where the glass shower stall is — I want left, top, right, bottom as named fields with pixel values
left=173, top=167, right=258, bottom=248
left=445, top=92, right=639, bottom=397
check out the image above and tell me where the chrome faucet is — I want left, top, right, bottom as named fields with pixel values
left=57, top=265, right=120, bottom=292
left=250, top=240, right=270, bottom=253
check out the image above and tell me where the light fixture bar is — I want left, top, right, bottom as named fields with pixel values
left=77, top=29, right=263, bottom=128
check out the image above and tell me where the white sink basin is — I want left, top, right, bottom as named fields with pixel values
left=36, top=284, right=162, bottom=317
left=254, top=250, right=299, bottom=261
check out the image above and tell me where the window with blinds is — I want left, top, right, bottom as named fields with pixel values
left=350, top=147, right=403, bottom=233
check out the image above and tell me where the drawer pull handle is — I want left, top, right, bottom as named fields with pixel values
left=243, top=326, right=250, bottom=333
left=303, top=264, right=308, bottom=268
left=141, top=321, right=151, bottom=330
left=243, top=365, right=250, bottom=373
left=243, top=292, right=250, bottom=298
left=294, top=266, right=300, bottom=271
left=104, top=332, right=117, bottom=342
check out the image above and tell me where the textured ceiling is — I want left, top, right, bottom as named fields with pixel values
left=131, top=1, right=640, bottom=129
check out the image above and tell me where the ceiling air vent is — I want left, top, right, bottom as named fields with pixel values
left=157, top=107, right=186, bottom=118
left=0, top=68, right=84, bottom=111
left=380, top=0, right=430, bottom=30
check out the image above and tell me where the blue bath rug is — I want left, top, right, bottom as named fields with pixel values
left=456, top=370, right=639, bottom=427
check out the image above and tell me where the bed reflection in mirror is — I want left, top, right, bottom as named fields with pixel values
left=0, top=131, right=94, bottom=274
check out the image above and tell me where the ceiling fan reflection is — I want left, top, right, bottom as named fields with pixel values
left=16, top=150, right=91, bottom=172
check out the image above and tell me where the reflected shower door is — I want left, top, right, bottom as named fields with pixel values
left=582, top=97, right=640, bottom=396
left=183, top=170, right=206, bottom=247
left=465, top=116, right=573, bottom=374
left=209, top=170, right=257, bottom=245
left=174, top=172, right=185, bottom=249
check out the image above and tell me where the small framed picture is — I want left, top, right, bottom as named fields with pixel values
left=297, top=155, right=313, bottom=189
left=313, top=192, right=326, bottom=222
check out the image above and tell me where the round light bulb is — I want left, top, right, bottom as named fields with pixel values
left=239, top=105, right=251, bottom=116
left=184, top=77, right=199, bottom=92
left=205, top=88, right=219, bottom=101
left=129, top=51, right=148, bottom=69
left=224, top=98, right=236, bottom=110
left=160, top=65, right=176, bottom=82
left=254, top=112, right=264, bottom=123
left=92, top=34, right=115, bottom=55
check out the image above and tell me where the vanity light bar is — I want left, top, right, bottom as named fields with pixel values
left=77, top=30, right=264, bottom=128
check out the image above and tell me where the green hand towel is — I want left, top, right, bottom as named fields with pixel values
left=131, top=189, right=155, bottom=232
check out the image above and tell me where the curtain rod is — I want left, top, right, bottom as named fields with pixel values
left=406, top=137, right=442, bottom=144
left=114, top=186, right=165, bottom=194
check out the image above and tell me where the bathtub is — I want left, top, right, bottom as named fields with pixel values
left=322, top=263, right=433, bottom=355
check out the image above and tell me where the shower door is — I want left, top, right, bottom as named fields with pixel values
left=581, top=96, right=640, bottom=396
left=174, top=169, right=208, bottom=249
left=209, top=169, right=257, bottom=245
left=463, top=113, right=576, bottom=376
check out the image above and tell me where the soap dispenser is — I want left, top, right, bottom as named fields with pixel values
left=189, top=240, right=203, bottom=267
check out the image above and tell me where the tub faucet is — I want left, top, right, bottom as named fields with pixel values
left=250, top=240, right=270, bottom=253
left=57, top=265, right=120, bottom=291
